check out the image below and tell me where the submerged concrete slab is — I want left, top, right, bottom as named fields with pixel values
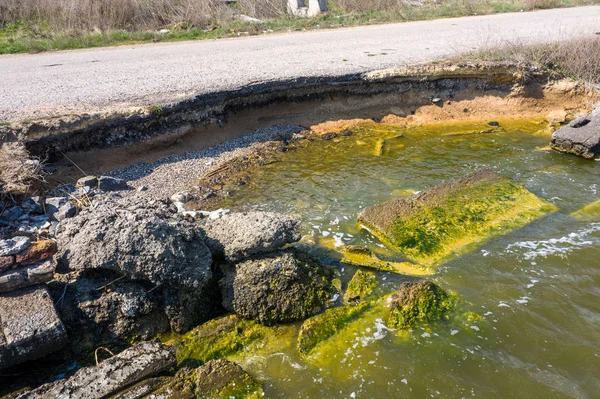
left=0, top=285, right=67, bottom=369
left=551, top=109, right=600, bottom=159
left=358, top=170, right=556, bottom=266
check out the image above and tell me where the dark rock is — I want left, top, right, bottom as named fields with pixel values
left=551, top=109, right=600, bottom=158
left=56, top=200, right=214, bottom=332
left=202, top=211, right=301, bottom=262
left=0, top=285, right=68, bottom=370
left=76, top=175, right=98, bottom=189
left=98, top=176, right=128, bottom=191
left=19, top=341, right=176, bottom=399
left=0, top=237, right=31, bottom=256
left=0, top=260, right=56, bottom=293
left=1, top=207, right=23, bottom=222
left=220, top=249, right=334, bottom=325
left=44, top=197, right=77, bottom=221
left=488, top=121, right=500, bottom=126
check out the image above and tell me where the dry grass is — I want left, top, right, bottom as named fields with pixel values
left=0, top=143, right=45, bottom=197
left=461, top=36, right=600, bottom=88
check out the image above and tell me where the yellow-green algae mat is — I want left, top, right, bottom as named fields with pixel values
left=570, top=199, right=600, bottom=222
left=358, top=170, right=557, bottom=267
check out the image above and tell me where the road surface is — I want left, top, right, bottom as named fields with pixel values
left=1, top=6, right=599, bottom=123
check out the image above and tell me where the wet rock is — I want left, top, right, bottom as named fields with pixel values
left=76, top=175, right=98, bottom=189
left=0, top=259, right=56, bottom=293
left=387, top=280, right=454, bottom=329
left=0, top=285, right=68, bottom=369
left=340, top=245, right=430, bottom=276
left=358, top=170, right=556, bottom=266
left=202, top=211, right=301, bottom=262
left=220, top=249, right=334, bottom=325
left=45, top=197, right=77, bottom=221
left=0, top=236, right=30, bottom=256
left=343, top=269, right=377, bottom=303
left=56, top=201, right=214, bottom=332
left=20, top=341, right=176, bottom=399
left=15, top=240, right=57, bottom=266
left=551, top=109, right=600, bottom=158
left=98, top=176, right=128, bottom=191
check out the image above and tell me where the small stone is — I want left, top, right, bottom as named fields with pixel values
left=339, top=129, right=353, bottom=136
left=15, top=240, right=57, bottom=266
left=488, top=121, right=500, bottom=127
left=22, top=197, right=44, bottom=214
left=45, top=197, right=77, bottom=221
left=0, top=259, right=55, bottom=293
left=0, top=236, right=31, bottom=256
left=432, top=97, right=442, bottom=104
left=98, top=176, right=128, bottom=191
left=76, top=175, right=98, bottom=189
left=170, top=192, right=191, bottom=204
left=1, top=207, right=24, bottom=222
left=137, top=185, right=148, bottom=192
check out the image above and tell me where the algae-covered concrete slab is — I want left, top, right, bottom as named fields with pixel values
left=341, top=245, right=432, bottom=276
left=358, top=170, right=556, bottom=266
left=570, top=199, right=600, bottom=222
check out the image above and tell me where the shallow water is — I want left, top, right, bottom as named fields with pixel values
left=219, top=119, right=600, bottom=399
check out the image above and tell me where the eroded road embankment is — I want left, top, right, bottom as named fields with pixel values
left=2, top=6, right=600, bottom=123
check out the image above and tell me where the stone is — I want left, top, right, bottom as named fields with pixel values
left=202, top=211, right=301, bottom=262
left=0, top=285, right=68, bottom=369
left=546, top=109, right=568, bottom=125
left=0, top=260, right=56, bottom=293
left=170, top=192, right=191, bottom=204
left=340, top=245, right=431, bottom=276
left=0, top=255, right=15, bottom=273
left=1, top=207, right=23, bottom=222
left=550, top=109, right=600, bottom=158
left=20, top=341, right=176, bottom=399
left=98, top=176, right=128, bottom=191
left=76, top=175, right=98, bottom=189
left=0, top=236, right=31, bottom=256
left=137, top=185, right=148, bottom=192
left=15, top=240, right=57, bottom=266
left=56, top=200, right=215, bottom=332
left=237, top=14, right=263, bottom=23
left=358, top=170, right=556, bottom=266
left=387, top=280, right=454, bottom=329
left=343, top=269, right=377, bottom=303
left=45, top=197, right=77, bottom=221
left=50, top=273, right=170, bottom=351
left=220, top=249, right=334, bottom=325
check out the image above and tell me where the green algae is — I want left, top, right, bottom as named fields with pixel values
left=297, top=302, right=374, bottom=356
left=358, top=170, right=557, bottom=266
left=340, top=245, right=433, bottom=276
left=570, top=199, right=600, bottom=222
left=343, top=269, right=377, bottom=303
left=162, top=314, right=295, bottom=367
left=387, top=281, right=456, bottom=329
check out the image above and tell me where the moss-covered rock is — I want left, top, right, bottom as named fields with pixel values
left=387, top=280, right=454, bottom=329
left=220, top=249, right=335, bottom=326
left=570, top=199, right=600, bottom=222
left=297, top=302, right=373, bottom=355
left=358, top=170, right=556, bottom=266
left=163, top=314, right=295, bottom=367
left=343, top=270, right=377, bottom=303
left=341, top=245, right=432, bottom=276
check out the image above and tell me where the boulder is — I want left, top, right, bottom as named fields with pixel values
left=111, top=359, right=263, bottom=399
left=0, top=260, right=55, bottom=293
left=202, top=211, right=301, bottom=262
left=19, top=341, right=176, bottom=399
left=387, top=280, right=454, bottom=329
left=550, top=109, right=600, bottom=158
left=0, top=285, right=68, bottom=369
left=56, top=200, right=215, bottom=333
left=98, top=176, right=128, bottom=191
left=343, top=269, right=377, bottom=303
left=358, top=170, right=556, bottom=266
left=220, top=249, right=334, bottom=325
left=0, top=236, right=30, bottom=256
left=45, top=197, right=77, bottom=221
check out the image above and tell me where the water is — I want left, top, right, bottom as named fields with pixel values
left=218, top=118, right=600, bottom=398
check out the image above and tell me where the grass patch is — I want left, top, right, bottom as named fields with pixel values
left=1, top=0, right=599, bottom=54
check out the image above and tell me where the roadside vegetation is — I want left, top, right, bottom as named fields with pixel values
left=460, top=35, right=600, bottom=88
left=1, top=0, right=599, bottom=54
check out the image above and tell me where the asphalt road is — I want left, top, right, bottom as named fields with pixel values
left=2, top=6, right=600, bottom=123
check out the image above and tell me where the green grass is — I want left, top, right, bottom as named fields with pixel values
left=1, top=0, right=599, bottom=54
